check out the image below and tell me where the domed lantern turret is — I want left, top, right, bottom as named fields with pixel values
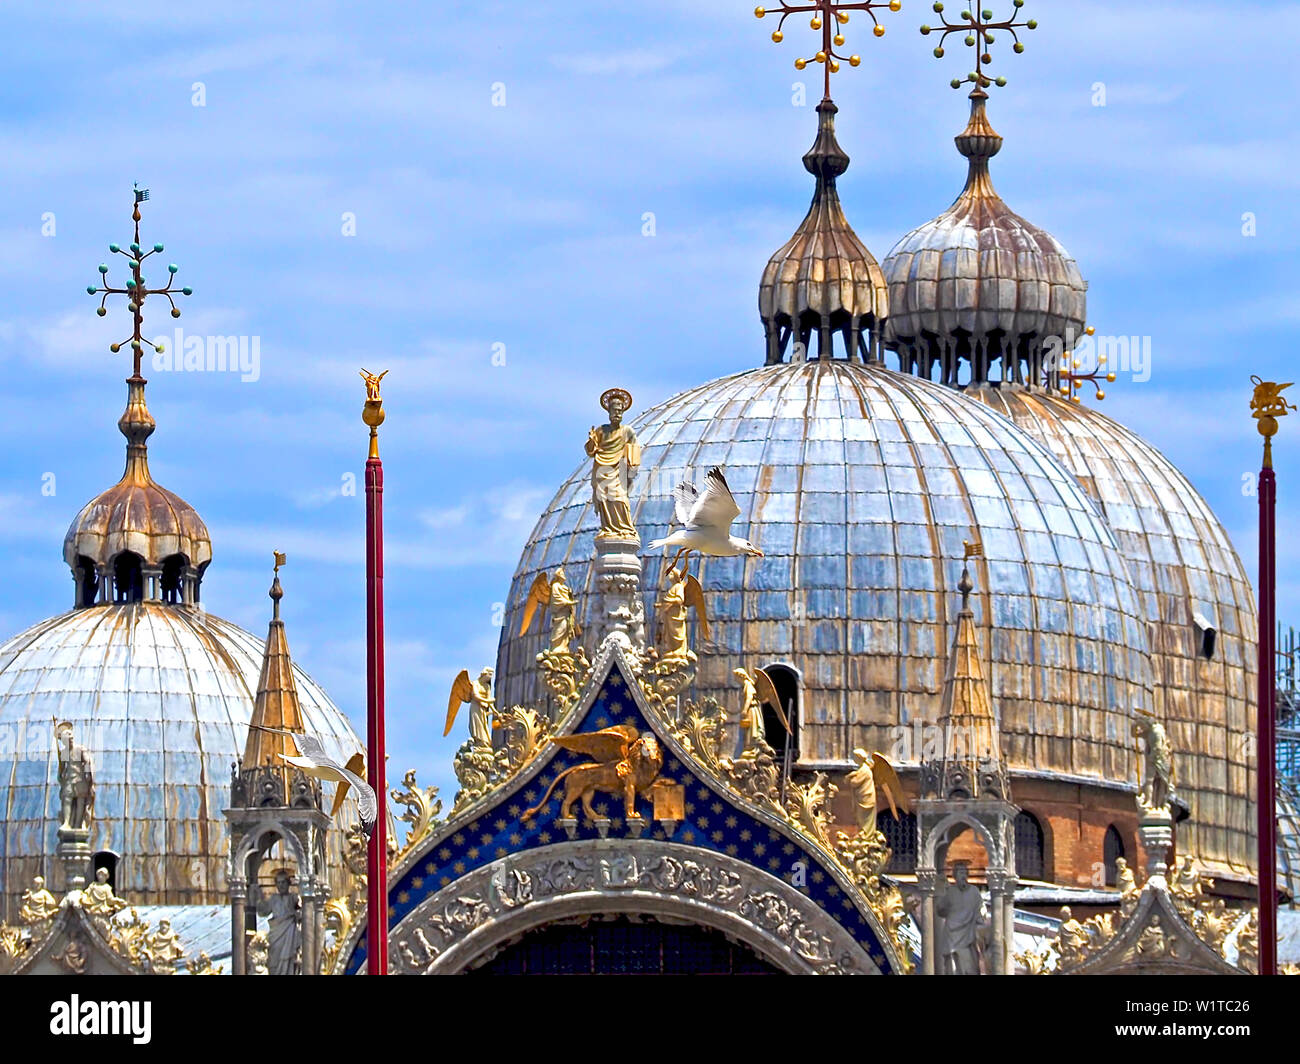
left=754, top=0, right=902, bottom=365
left=63, top=187, right=206, bottom=608
left=881, top=3, right=1088, bottom=387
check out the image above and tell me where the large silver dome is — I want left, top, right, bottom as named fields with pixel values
left=0, top=603, right=361, bottom=916
left=497, top=360, right=1155, bottom=789
left=968, top=384, right=1257, bottom=880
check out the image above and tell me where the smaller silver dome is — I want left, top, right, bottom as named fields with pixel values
left=881, top=92, right=1087, bottom=388
left=63, top=379, right=211, bottom=608
left=759, top=99, right=888, bottom=365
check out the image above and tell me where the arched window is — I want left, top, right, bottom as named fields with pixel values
left=879, top=811, right=917, bottom=874
left=91, top=850, right=121, bottom=890
left=1103, top=825, right=1126, bottom=886
left=161, top=554, right=187, bottom=604
left=1014, top=811, right=1046, bottom=881
left=112, top=552, right=144, bottom=604
left=760, top=663, right=799, bottom=764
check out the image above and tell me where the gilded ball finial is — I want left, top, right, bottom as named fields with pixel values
left=1250, top=376, right=1295, bottom=447
left=758, top=1, right=902, bottom=93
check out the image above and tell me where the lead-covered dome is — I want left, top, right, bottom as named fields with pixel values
left=967, top=383, right=1257, bottom=880
left=881, top=92, right=1087, bottom=387
left=497, top=360, right=1155, bottom=789
left=0, top=603, right=361, bottom=913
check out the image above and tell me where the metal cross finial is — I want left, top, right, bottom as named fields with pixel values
left=756, top=0, right=903, bottom=100
left=920, top=1, right=1037, bottom=92
left=87, top=190, right=193, bottom=380
left=1047, top=328, right=1118, bottom=404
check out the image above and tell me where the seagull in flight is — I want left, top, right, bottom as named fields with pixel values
left=649, top=467, right=762, bottom=573
left=259, top=727, right=377, bottom=838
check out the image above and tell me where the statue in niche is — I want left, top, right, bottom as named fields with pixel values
left=254, top=870, right=301, bottom=976
left=935, top=862, right=986, bottom=975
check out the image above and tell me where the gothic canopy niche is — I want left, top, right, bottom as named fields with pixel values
left=336, top=639, right=902, bottom=975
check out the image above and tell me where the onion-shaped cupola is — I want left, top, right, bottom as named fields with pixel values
left=752, top=0, right=904, bottom=365
left=881, top=5, right=1086, bottom=387
left=63, top=188, right=203, bottom=608
left=759, top=98, right=889, bottom=365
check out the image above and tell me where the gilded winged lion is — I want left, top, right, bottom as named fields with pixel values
left=522, top=725, right=663, bottom=822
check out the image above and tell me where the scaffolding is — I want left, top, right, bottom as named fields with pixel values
left=1278, top=625, right=1300, bottom=904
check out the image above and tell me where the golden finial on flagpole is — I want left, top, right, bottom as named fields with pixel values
left=360, top=368, right=388, bottom=459
left=1251, top=376, right=1294, bottom=469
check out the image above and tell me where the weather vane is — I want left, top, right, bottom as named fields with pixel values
left=756, top=0, right=903, bottom=99
left=921, top=1, right=1037, bottom=92
left=86, top=186, right=193, bottom=379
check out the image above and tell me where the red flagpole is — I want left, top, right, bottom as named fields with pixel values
left=1258, top=449, right=1277, bottom=976
left=363, top=379, right=388, bottom=976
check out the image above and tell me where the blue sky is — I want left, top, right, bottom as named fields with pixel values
left=1, top=1, right=1297, bottom=800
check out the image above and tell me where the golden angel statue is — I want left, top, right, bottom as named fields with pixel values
left=521, top=568, right=580, bottom=655
left=655, top=563, right=709, bottom=665
left=845, top=749, right=910, bottom=830
left=360, top=367, right=388, bottom=402
left=586, top=388, right=640, bottom=540
left=445, top=667, right=497, bottom=748
left=733, top=666, right=787, bottom=755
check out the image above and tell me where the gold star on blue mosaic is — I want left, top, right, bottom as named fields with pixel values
left=538, top=831, right=552, bottom=844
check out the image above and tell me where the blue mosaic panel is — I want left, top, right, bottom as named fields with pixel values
left=347, top=658, right=895, bottom=975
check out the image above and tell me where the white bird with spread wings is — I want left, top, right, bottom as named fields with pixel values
left=649, top=467, right=763, bottom=572
left=262, top=727, right=377, bottom=838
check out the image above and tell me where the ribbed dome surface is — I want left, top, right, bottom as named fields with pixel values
left=880, top=95, right=1087, bottom=385
left=62, top=378, right=212, bottom=573
left=967, top=384, right=1258, bottom=880
left=0, top=603, right=360, bottom=916
left=64, top=480, right=211, bottom=572
left=497, top=361, right=1155, bottom=788
left=759, top=99, right=888, bottom=365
